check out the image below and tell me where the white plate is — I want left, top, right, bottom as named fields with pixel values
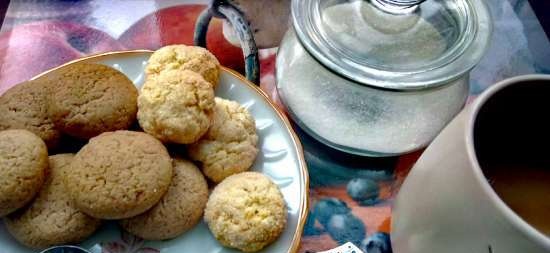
left=0, top=50, right=309, bottom=253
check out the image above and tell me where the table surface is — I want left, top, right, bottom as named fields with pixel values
left=0, top=1, right=549, bottom=252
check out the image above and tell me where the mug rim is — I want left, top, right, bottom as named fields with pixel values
left=465, top=74, right=550, bottom=249
left=39, top=245, right=92, bottom=253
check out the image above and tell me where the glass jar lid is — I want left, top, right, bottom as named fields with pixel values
left=291, top=0, right=491, bottom=90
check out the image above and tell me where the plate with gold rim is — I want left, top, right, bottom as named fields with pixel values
left=0, top=50, right=309, bottom=253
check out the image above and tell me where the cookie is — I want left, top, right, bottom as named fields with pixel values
left=65, top=131, right=173, bottom=219
left=0, top=130, right=48, bottom=217
left=137, top=70, right=215, bottom=144
left=188, top=98, right=258, bottom=183
left=145, top=45, right=220, bottom=87
left=4, top=154, right=101, bottom=249
left=204, top=172, right=287, bottom=252
left=0, top=80, right=61, bottom=148
left=120, top=158, right=208, bottom=240
left=48, top=63, right=138, bottom=139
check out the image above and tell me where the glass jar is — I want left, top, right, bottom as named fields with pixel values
left=276, top=0, right=492, bottom=156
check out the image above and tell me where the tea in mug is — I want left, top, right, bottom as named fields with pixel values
left=485, top=165, right=550, bottom=237
left=475, top=81, right=550, bottom=238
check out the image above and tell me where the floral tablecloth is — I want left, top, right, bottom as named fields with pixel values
left=0, top=0, right=549, bottom=252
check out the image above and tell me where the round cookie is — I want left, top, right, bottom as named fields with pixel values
left=145, top=45, right=220, bottom=87
left=0, top=130, right=48, bottom=217
left=137, top=70, right=215, bottom=144
left=0, top=80, right=61, bottom=148
left=65, top=131, right=173, bottom=219
left=120, top=158, right=208, bottom=240
left=4, top=154, right=101, bottom=249
left=48, top=63, right=138, bottom=139
left=204, top=172, right=287, bottom=252
left=188, top=97, right=258, bottom=183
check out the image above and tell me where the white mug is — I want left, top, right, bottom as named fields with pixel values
left=391, top=75, right=550, bottom=253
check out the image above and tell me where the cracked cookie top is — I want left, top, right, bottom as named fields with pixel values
left=48, top=63, right=138, bottom=139
left=137, top=70, right=215, bottom=144
left=4, top=154, right=101, bottom=249
left=0, top=80, right=61, bottom=149
left=204, top=172, right=286, bottom=252
left=64, top=130, right=173, bottom=219
left=0, top=129, right=48, bottom=217
left=188, top=97, right=258, bottom=183
left=145, top=45, right=220, bottom=87
left=120, top=158, right=208, bottom=240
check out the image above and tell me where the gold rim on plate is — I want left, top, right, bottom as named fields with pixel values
left=32, top=50, right=309, bottom=253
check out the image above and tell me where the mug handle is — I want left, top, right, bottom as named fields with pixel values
left=194, top=0, right=260, bottom=85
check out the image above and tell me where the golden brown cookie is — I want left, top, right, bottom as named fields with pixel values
left=188, top=98, right=258, bottom=183
left=0, top=80, right=61, bottom=149
left=4, top=154, right=101, bottom=249
left=137, top=70, right=215, bottom=144
left=0, top=130, right=48, bottom=217
left=146, top=45, right=220, bottom=87
left=120, top=158, right=208, bottom=240
left=48, top=63, right=138, bottom=139
left=204, top=172, right=287, bottom=252
left=65, top=131, right=173, bottom=219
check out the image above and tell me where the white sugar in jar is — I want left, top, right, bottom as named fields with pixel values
left=276, top=0, right=492, bottom=156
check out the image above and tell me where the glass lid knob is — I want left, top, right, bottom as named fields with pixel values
left=371, top=0, right=426, bottom=14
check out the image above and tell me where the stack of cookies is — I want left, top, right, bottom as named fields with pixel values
left=0, top=45, right=286, bottom=253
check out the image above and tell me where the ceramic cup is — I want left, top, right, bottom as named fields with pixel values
left=391, top=74, right=550, bottom=253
